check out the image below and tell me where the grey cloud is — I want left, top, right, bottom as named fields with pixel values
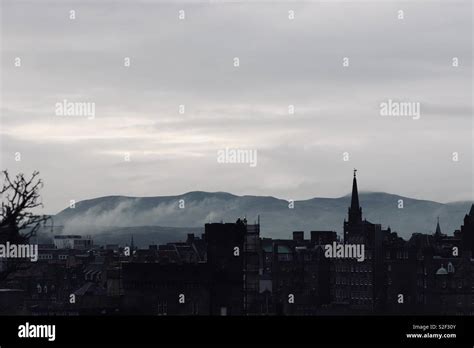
left=1, top=0, right=472, bottom=214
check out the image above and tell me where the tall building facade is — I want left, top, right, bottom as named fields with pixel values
left=333, top=170, right=387, bottom=312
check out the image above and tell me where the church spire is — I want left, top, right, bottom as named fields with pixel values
left=435, top=217, right=442, bottom=236
left=351, top=169, right=360, bottom=210
left=348, top=169, right=362, bottom=223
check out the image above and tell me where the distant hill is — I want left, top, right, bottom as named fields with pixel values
left=50, top=191, right=473, bottom=244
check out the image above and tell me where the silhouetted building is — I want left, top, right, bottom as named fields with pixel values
left=461, top=205, right=474, bottom=257
left=333, top=170, right=388, bottom=312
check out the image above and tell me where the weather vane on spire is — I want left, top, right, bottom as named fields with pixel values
left=353, top=168, right=357, bottom=177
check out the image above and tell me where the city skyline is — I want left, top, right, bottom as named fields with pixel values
left=2, top=169, right=474, bottom=318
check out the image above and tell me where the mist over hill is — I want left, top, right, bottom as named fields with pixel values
left=50, top=191, right=473, bottom=244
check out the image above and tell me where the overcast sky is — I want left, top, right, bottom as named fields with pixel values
left=1, top=0, right=472, bottom=214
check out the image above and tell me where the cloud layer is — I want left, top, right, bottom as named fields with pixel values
left=1, top=1, right=472, bottom=214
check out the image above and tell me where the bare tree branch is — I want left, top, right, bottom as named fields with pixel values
left=0, top=170, right=50, bottom=281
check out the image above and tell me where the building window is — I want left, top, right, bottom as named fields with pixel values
left=158, top=301, right=167, bottom=316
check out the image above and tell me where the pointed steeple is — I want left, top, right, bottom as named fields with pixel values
left=435, top=217, right=442, bottom=236
left=351, top=169, right=360, bottom=210
left=348, top=169, right=362, bottom=223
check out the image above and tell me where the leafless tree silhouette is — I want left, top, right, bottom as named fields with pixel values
left=0, top=170, right=50, bottom=280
